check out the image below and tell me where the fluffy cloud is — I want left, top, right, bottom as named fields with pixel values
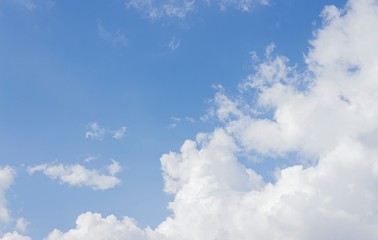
left=46, top=212, right=157, bottom=240
left=44, top=0, right=378, bottom=239
left=125, top=0, right=268, bottom=19
left=0, top=232, right=31, bottom=240
left=27, top=161, right=122, bottom=190
left=85, top=123, right=105, bottom=141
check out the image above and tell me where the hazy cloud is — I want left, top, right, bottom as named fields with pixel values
left=85, top=123, right=127, bottom=141
left=125, top=0, right=267, bottom=19
left=0, top=166, right=15, bottom=224
left=98, top=23, right=128, bottom=47
left=10, top=0, right=37, bottom=12
left=168, top=37, right=181, bottom=51
left=113, top=126, right=127, bottom=140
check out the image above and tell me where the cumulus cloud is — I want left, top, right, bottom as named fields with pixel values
left=125, top=0, right=267, bottom=19
left=0, top=231, right=31, bottom=240
left=44, top=0, right=378, bottom=239
left=46, top=212, right=156, bottom=240
left=27, top=161, right=122, bottom=190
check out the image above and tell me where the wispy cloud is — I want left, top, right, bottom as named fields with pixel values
left=85, top=123, right=105, bottom=141
left=168, top=116, right=196, bottom=128
left=15, top=218, right=29, bottom=233
left=113, top=126, right=127, bottom=140
left=85, top=123, right=127, bottom=141
left=168, top=37, right=181, bottom=51
left=98, top=23, right=128, bottom=47
left=125, top=0, right=268, bottom=19
left=27, top=161, right=122, bottom=190
left=11, top=0, right=37, bottom=12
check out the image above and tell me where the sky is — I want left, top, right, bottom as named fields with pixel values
left=1, top=0, right=378, bottom=239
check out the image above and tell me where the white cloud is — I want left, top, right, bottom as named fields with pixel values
left=168, top=37, right=180, bottom=51
left=46, top=212, right=156, bottom=240
left=85, top=122, right=105, bottom=141
left=0, top=231, right=31, bottom=240
left=83, top=155, right=99, bottom=163
left=113, top=126, right=127, bottom=140
left=44, top=0, right=378, bottom=239
left=98, top=24, right=128, bottom=47
left=125, top=0, right=267, bottom=19
left=15, top=218, right=29, bottom=234
left=27, top=161, right=122, bottom=190
left=0, top=166, right=15, bottom=225
left=85, top=123, right=127, bottom=141
left=126, top=0, right=195, bottom=19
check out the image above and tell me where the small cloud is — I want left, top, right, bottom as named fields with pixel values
left=83, top=155, right=100, bottom=163
left=85, top=122, right=105, bottom=141
left=168, top=37, right=181, bottom=51
left=85, top=123, right=128, bottom=141
left=98, top=23, right=128, bottom=47
left=27, top=161, right=122, bottom=190
left=168, top=116, right=196, bottom=128
left=15, top=218, right=29, bottom=233
left=113, top=126, right=127, bottom=140
left=108, top=160, right=122, bottom=176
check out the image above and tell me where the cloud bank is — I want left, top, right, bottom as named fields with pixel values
left=24, top=0, right=378, bottom=239
left=27, top=160, right=122, bottom=190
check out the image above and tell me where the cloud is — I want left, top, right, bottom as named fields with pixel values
left=85, top=123, right=106, bottom=141
left=27, top=161, right=122, bottom=190
left=125, top=0, right=195, bottom=19
left=15, top=218, right=29, bottom=234
left=85, top=123, right=127, bottom=141
left=0, top=231, right=31, bottom=240
left=113, top=126, right=127, bottom=140
left=169, top=116, right=196, bottom=128
left=125, top=0, right=267, bottom=19
left=44, top=0, right=378, bottom=239
left=83, top=155, right=100, bottom=163
left=46, top=212, right=156, bottom=240
left=0, top=166, right=15, bottom=225
left=168, top=37, right=181, bottom=51
left=98, top=23, right=128, bottom=47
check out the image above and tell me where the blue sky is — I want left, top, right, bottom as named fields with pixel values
left=3, top=0, right=378, bottom=239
